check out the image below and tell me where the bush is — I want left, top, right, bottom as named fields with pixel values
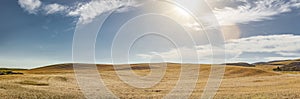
left=273, top=67, right=282, bottom=71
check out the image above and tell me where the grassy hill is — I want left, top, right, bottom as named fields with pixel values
left=27, top=63, right=280, bottom=78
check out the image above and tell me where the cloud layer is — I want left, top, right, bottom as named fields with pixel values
left=18, top=0, right=300, bottom=25
left=137, top=34, right=300, bottom=63
left=212, top=0, right=300, bottom=25
left=18, top=0, right=138, bottom=24
left=68, top=0, right=138, bottom=24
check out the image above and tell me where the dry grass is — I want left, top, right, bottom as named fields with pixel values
left=0, top=73, right=84, bottom=99
left=17, top=80, right=49, bottom=86
left=0, top=63, right=300, bottom=98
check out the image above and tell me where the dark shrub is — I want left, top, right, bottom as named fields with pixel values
left=273, top=67, right=281, bottom=71
left=0, top=70, right=23, bottom=75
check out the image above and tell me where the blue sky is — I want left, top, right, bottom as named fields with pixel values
left=1, top=0, right=300, bottom=68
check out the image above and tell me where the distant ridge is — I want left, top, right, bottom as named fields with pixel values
left=252, top=58, right=300, bottom=71
left=223, top=62, right=255, bottom=67
left=273, top=62, right=300, bottom=71
left=31, top=63, right=74, bottom=70
left=0, top=68, right=27, bottom=70
left=254, top=58, right=300, bottom=66
left=30, top=63, right=168, bottom=72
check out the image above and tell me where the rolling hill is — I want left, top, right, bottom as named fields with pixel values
left=28, top=63, right=280, bottom=78
left=0, top=61, right=299, bottom=98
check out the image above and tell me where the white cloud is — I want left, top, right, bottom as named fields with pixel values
left=138, top=48, right=191, bottom=60
left=276, top=52, right=300, bottom=56
left=18, top=0, right=139, bottom=24
left=226, top=34, right=300, bottom=53
left=137, top=46, right=238, bottom=63
left=68, top=0, right=139, bottom=24
left=265, top=57, right=299, bottom=61
left=43, top=3, right=67, bottom=14
left=18, top=0, right=42, bottom=14
left=184, top=22, right=202, bottom=31
left=213, top=0, right=300, bottom=25
left=213, top=34, right=300, bottom=62
left=137, top=34, right=300, bottom=63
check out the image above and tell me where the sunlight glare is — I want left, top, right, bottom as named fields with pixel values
left=174, top=6, right=190, bottom=18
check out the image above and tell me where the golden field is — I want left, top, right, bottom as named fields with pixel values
left=0, top=63, right=300, bottom=99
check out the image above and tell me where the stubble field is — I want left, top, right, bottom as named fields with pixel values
left=0, top=63, right=299, bottom=99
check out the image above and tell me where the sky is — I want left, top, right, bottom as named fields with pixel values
left=1, top=0, right=300, bottom=68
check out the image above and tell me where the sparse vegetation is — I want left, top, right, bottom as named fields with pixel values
left=17, top=80, right=49, bottom=86
left=273, top=66, right=282, bottom=71
left=0, top=70, right=23, bottom=75
left=273, top=62, right=300, bottom=71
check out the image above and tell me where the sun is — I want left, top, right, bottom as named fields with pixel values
left=156, top=1, right=196, bottom=28
left=168, top=6, right=194, bottom=24
left=174, top=6, right=190, bottom=18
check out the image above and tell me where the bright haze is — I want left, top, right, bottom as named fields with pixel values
left=1, top=0, right=300, bottom=68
